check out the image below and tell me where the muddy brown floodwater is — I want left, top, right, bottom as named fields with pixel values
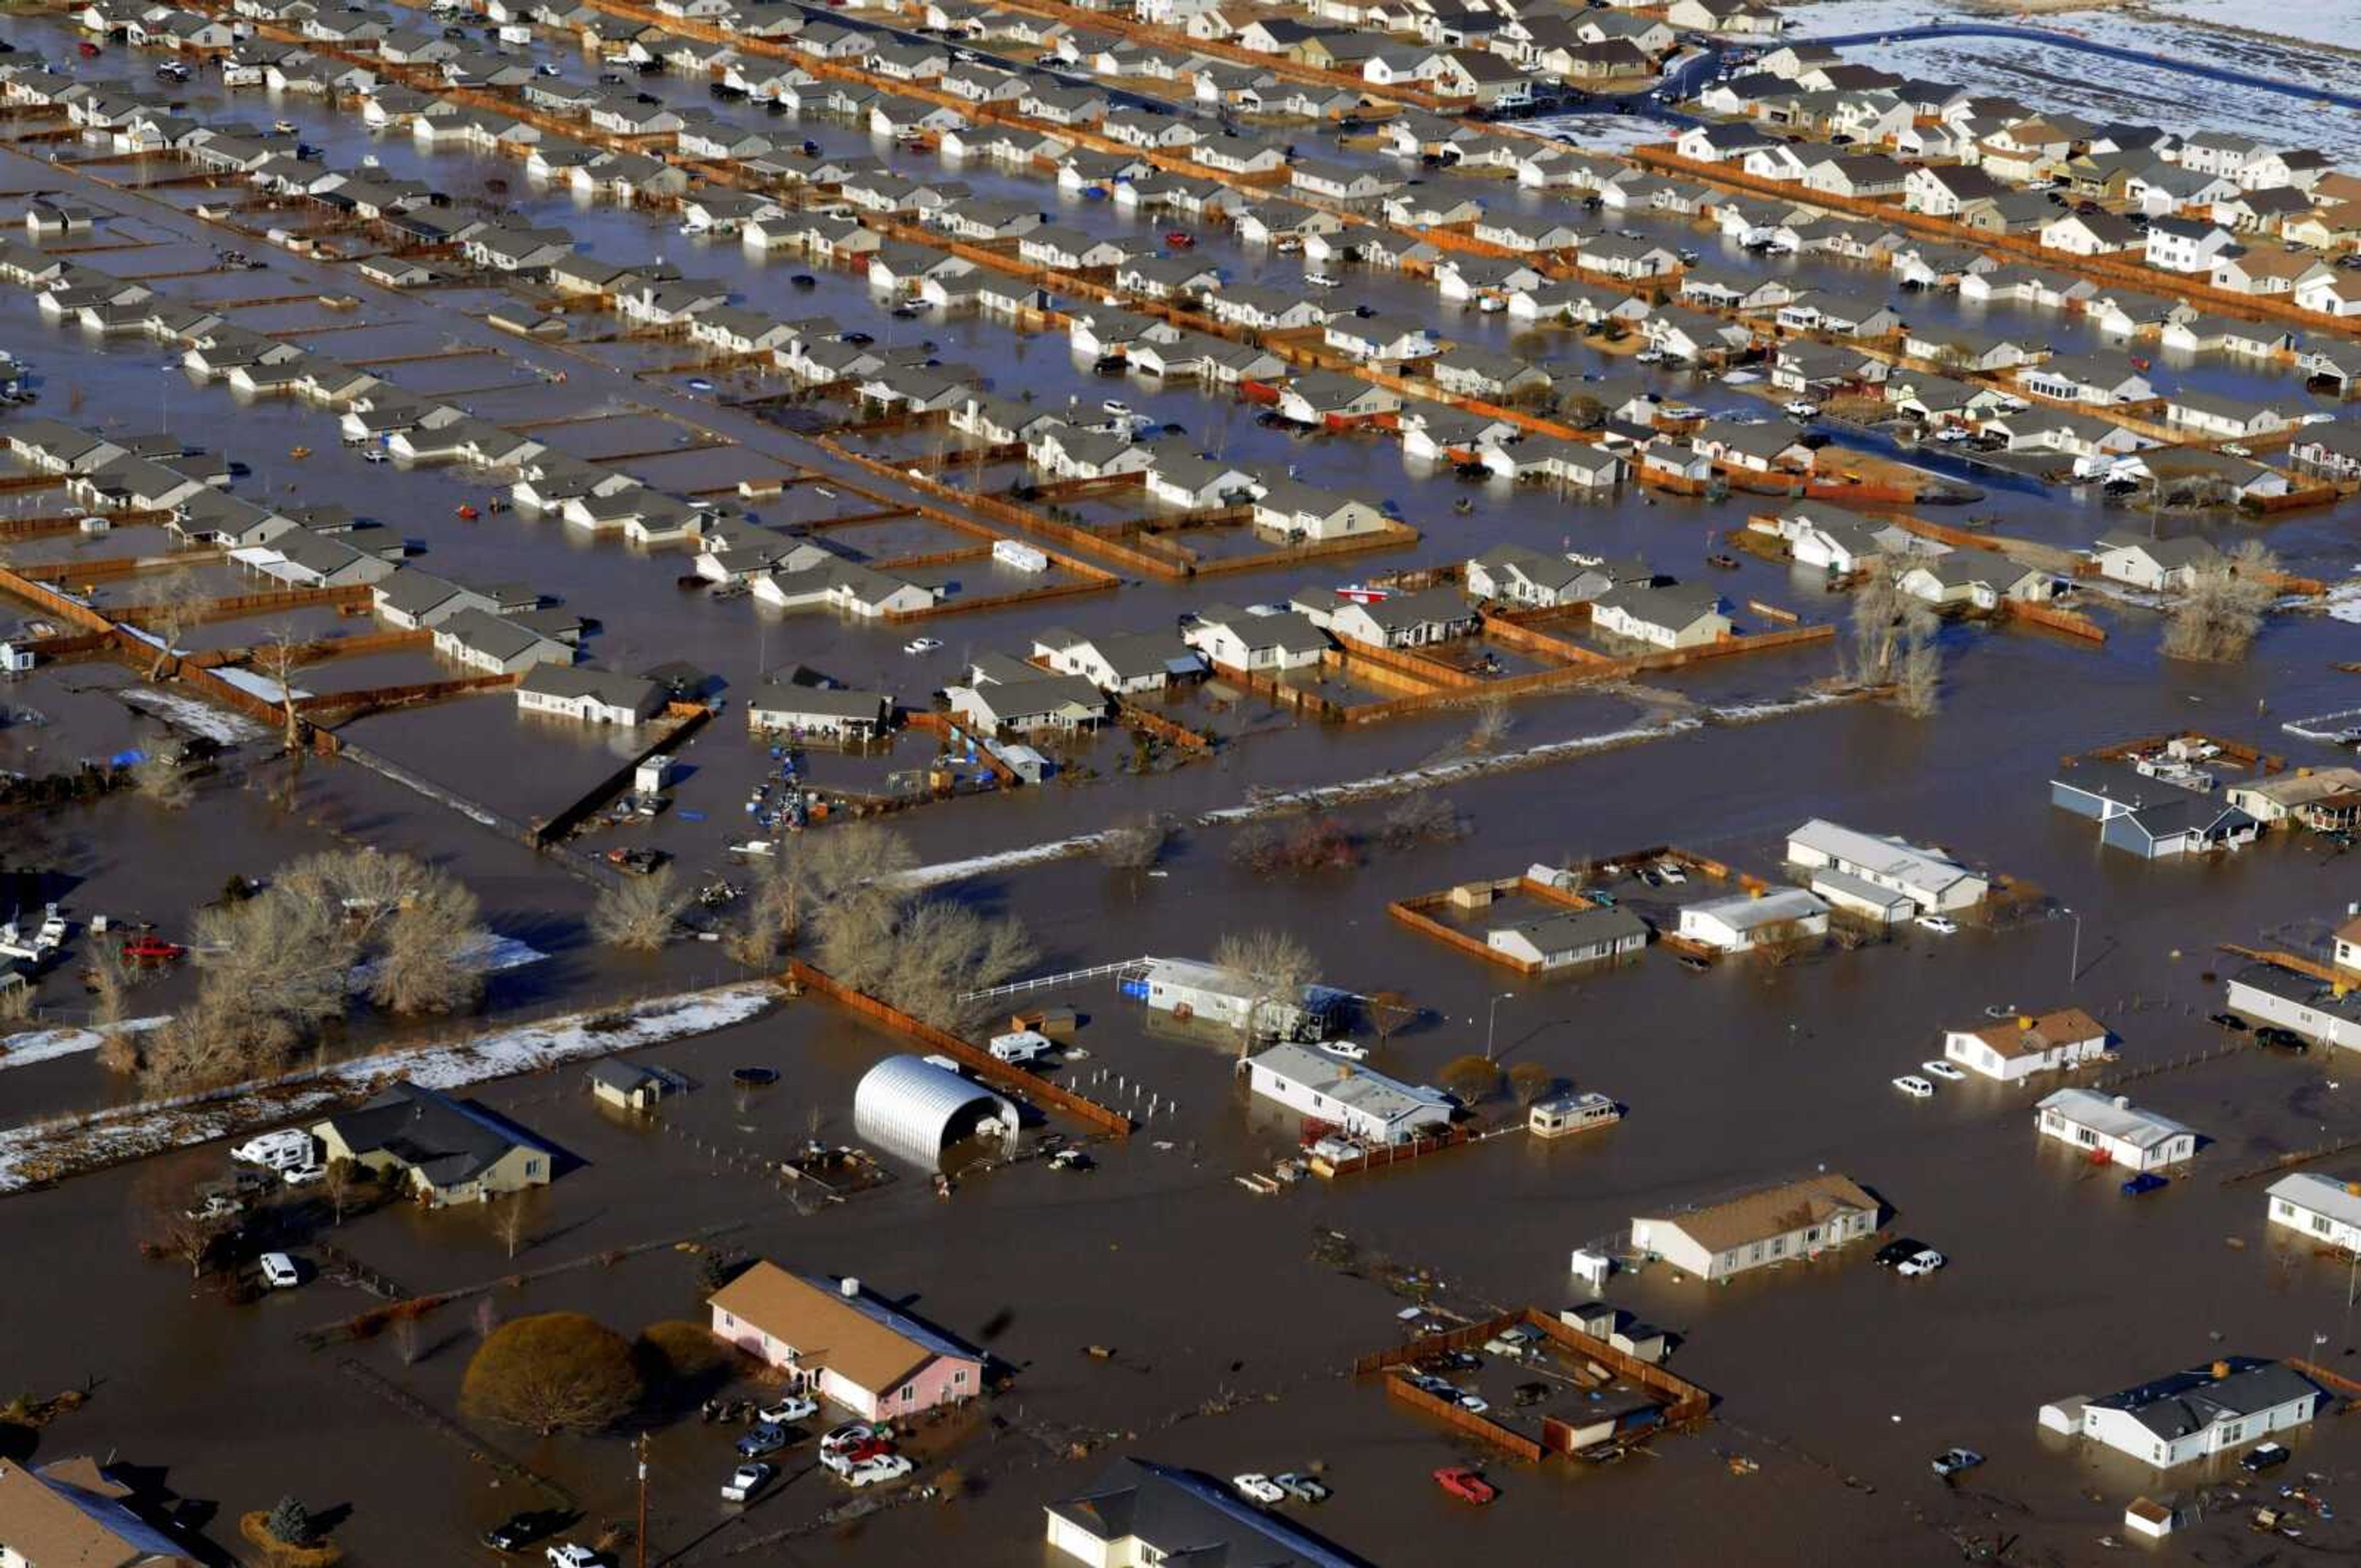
left=1, top=5, right=2360, bottom=1564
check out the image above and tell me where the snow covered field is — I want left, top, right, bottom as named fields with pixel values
left=0, top=982, right=780, bottom=1192
left=1780, top=1, right=2361, bottom=165
left=0, top=1017, right=167, bottom=1074
left=2144, top=0, right=2361, bottom=53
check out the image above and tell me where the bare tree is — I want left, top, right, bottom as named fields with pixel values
left=323, top=1157, right=355, bottom=1226
left=392, top=1313, right=421, bottom=1367
left=85, top=942, right=144, bottom=1030
left=1892, top=612, right=1943, bottom=718
left=133, top=1161, right=228, bottom=1280
left=2163, top=542, right=2279, bottom=663
left=1850, top=570, right=1905, bottom=681
left=1097, top=813, right=1174, bottom=877
left=807, top=883, right=1035, bottom=1033
left=368, top=865, right=484, bottom=1015
left=130, top=752, right=192, bottom=811
left=1379, top=794, right=1466, bottom=849
left=1438, top=1054, right=1502, bottom=1104
left=590, top=868, right=687, bottom=952
left=247, top=624, right=313, bottom=753
left=1508, top=1061, right=1559, bottom=1106
left=496, top=1192, right=531, bottom=1259
left=1364, top=989, right=1417, bottom=1051
left=141, top=575, right=208, bottom=681
left=1463, top=699, right=1512, bottom=755
left=1211, top=927, right=1317, bottom=1057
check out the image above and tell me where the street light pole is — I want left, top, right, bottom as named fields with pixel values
left=2063, top=907, right=2082, bottom=985
left=636, top=1433, right=649, bottom=1568
left=1485, top=992, right=1513, bottom=1061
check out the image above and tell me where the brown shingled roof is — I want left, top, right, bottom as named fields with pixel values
left=708, top=1262, right=936, bottom=1395
left=1971, top=1006, right=2107, bottom=1061
left=1639, top=1173, right=1877, bottom=1253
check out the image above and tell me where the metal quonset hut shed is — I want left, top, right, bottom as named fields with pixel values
left=854, top=1055, right=1019, bottom=1168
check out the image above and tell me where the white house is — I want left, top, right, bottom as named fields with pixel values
left=1486, top=907, right=1649, bottom=971
left=1244, top=1042, right=1453, bottom=1146
left=2066, top=1358, right=2319, bottom=1469
left=2035, top=1088, right=2196, bottom=1171
left=2268, top=1172, right=2361, bottom=1253
left=2225, top=962, right=2361, bottom=1053
left=1631, top=1173, right=1878, bottom=1283
left=1943, top=1007, right=2109, bottom=1082
left=515, top=665, right=665, bottom=726
left=1786, top=819, right=1987, bottom=914
left=1676, top=888, right=1830, bottom=953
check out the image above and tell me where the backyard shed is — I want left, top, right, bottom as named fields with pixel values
left=853, top=1055, right=1019, bottom=1168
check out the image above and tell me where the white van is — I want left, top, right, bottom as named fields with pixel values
left=231, top=1129, right=316, bottom=1170
left=988, top=1030, right=1054, bottom=1066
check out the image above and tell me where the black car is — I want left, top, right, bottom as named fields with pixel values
left=2240, top=1441, right=2292, bottom=1473
left=482, top=1511, right=563, bottom=1552
left=2209, top=1013, right=2248, bottom=1031
left=2256, top=1026, right=2308, bottom=1052
left=1875, top=1238, right=1931, bottom=1269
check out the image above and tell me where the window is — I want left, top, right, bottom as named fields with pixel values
left=953, top=1369, right=968, bottom=1386
left=525, top=1159, right=542, bottom=1177
left=2314, top=1215, right=2332, bottom=1235
left=901, top=1385, right=916, bottom=1403
left=1805, top=1227, right=1821, bottom=1244
left=1769, top=1236, right=1786, bottom=1257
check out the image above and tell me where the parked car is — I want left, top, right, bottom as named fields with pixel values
left=1782, top=400, right=1821, bottom=419
left=1929, top=1448, right=1983, bottom=1479
left=482, top=1511, right=562, bottom=1551
left=820, top=1437, right=893, bottom=1474
left=721, top=1462, right=774, bottom=1502
left=1875, top=1237, right=1932, bottom=1269
left=258, top=1253, right=301, bottom=1289
left=2121, top=1172, right=2169, bottom=1197
left=757, top=1395, right=818, bottom=1425
left=1920, top=1060, right=1964, bottom=1082
left=1273, top=1473, right=1331, bottom=1503
left=2255, top=1026, right=2307, bottom=1053
left=736, top=1424, right=790, bottom=1458
left=2240, top=1441, right=2292, bottom=1473
left=1892, top=1074, right=1935, bottom=1099
left=282, top=1163, right=326, bottom=1188
left=1917, top=915, right=1958, bottom=934
left=547, top=1547, right=601, bottom=1568
left=1433, top=1467, right=1496, bottom=1504
left=903, top=637, right=943, bottom=655
left=1232, top=1473, right=1286, bottom=1504
left=819, top=1422, right=874, bottom=1455
left=1896, top=1248, right=1946, bottom=1277
left=1318, top=1040, right=1369, bottom=1061
left=183, top=1192, right=243, bottom=1223
left=1455, top=1392, right=1489, bottom=1414
left=2209, top=1012, right=2248, bottom=1031
left=847, top=1454, right=914, bottom=1488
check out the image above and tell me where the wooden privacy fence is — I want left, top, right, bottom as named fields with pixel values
left=785, top=960, right=1133, bottom=1139
left=532, top=708, right=712, bottom=848
left=2004, top=599, right=2107, bottom=643
left=1209, top=660, right=1348, bottom=720
left=1355, top=1307, right=1714, bottom=1452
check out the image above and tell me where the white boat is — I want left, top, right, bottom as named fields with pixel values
left=34, top=905, right=66, bottom=950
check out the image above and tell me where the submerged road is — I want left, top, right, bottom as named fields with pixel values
left=1789, top=21, right=2361, bottom=114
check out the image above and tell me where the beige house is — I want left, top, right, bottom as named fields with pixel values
left=313, top=1082, right=553, bottom=1207
left=0, top=1456, right=195, bottom=1566
left=1632, top=1173, right=1879, bottom=1280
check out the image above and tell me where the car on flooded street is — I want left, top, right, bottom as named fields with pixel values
left=2121, top=1172, right=2169, bottom=1197
left=1931, top=1449, right=1983, bottom=1479
left=1892, top=1075, right=1935, bottom=1099
left=1434, top=1467, right=1496, bottom=1504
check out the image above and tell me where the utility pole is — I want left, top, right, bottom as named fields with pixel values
left=636, top=1433, right=649, bottom=1568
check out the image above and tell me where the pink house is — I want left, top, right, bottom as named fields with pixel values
left=708, top=1261, right=985, bottom=1422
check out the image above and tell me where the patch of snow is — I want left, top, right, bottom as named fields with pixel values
left=0, top=1017, right=168, bottom=1074
left=210, top=666, right=310, bottom=703
left=0, top=983, right=778, bottom=1192
left=1519, top=114, right=1674, bottom=156
left=2326, top=577, right=2361, bottom=624
left=2143, top=0, right=2361, bottom=53
left=2283, top=705, right=2361, bottom=741
left=347, top=931, right=547, bottom=992
left=117, top=688, right=264, bottom=744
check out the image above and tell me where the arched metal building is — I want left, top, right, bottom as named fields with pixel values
left=853, top=1055, right=1018, bottom=1168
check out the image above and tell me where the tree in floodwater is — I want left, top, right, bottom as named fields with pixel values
left=2163, top=542, right=2279, bottom=663
left=1210, top=927, right=1317, bottom=1058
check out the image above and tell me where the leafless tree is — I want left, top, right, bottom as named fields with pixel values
left=1508, top=1061, right=1559, bottom=1106
left=141, top=576, right=208, bottom=681
left=2164, top=541, right=2279, bottom=663
left=133, top=1160, right=227, bottom=1280
left=1750, top=916, right=1816, bottom=967
left=1438, top=1054, right=1502, bottom=1104
left=1098, top=813, right=1174, bottom=876
left=392, top=1313, right=421, bottom=1367
left=1892, top=615, right=1943, bottom=718
left=146, top=849, right=488, bottom=1085
left=323, top=1158, right=355, bottom=1226
left=1364, top=989, right=1417, bottom=1051
left=1850, top=570, right=1905, bottom=681
left=496, top=1192, right=531, bottom=1260
left=247, top=624, right=313, bottom=753
left=808, top=883, right=1035, bottom=1034
left=86, top=943, right=143, bottom=1030
left=0, top=983, right=30, bottom=1026
left=1211, top=927, right=1316, bottom=1056
left=1463, top=698, right=1513, bottom=755
left=1380, top=794, right=1466, bottom=849
left=130, top=752, right=194, bottom=812
left=590, top=868, right=687, bottom=952
left=473, top=1297, right=501, bottom=1341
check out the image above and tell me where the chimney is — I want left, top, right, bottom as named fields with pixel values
left=2113, top=1095, right=2132, bottom=1110
left=840, top=1276, right=860, bottom=1299
left=2211, top=1360, right=2231, bottom=1380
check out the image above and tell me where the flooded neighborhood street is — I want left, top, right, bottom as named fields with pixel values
left=2, top=0, right=2361, bottom=1561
